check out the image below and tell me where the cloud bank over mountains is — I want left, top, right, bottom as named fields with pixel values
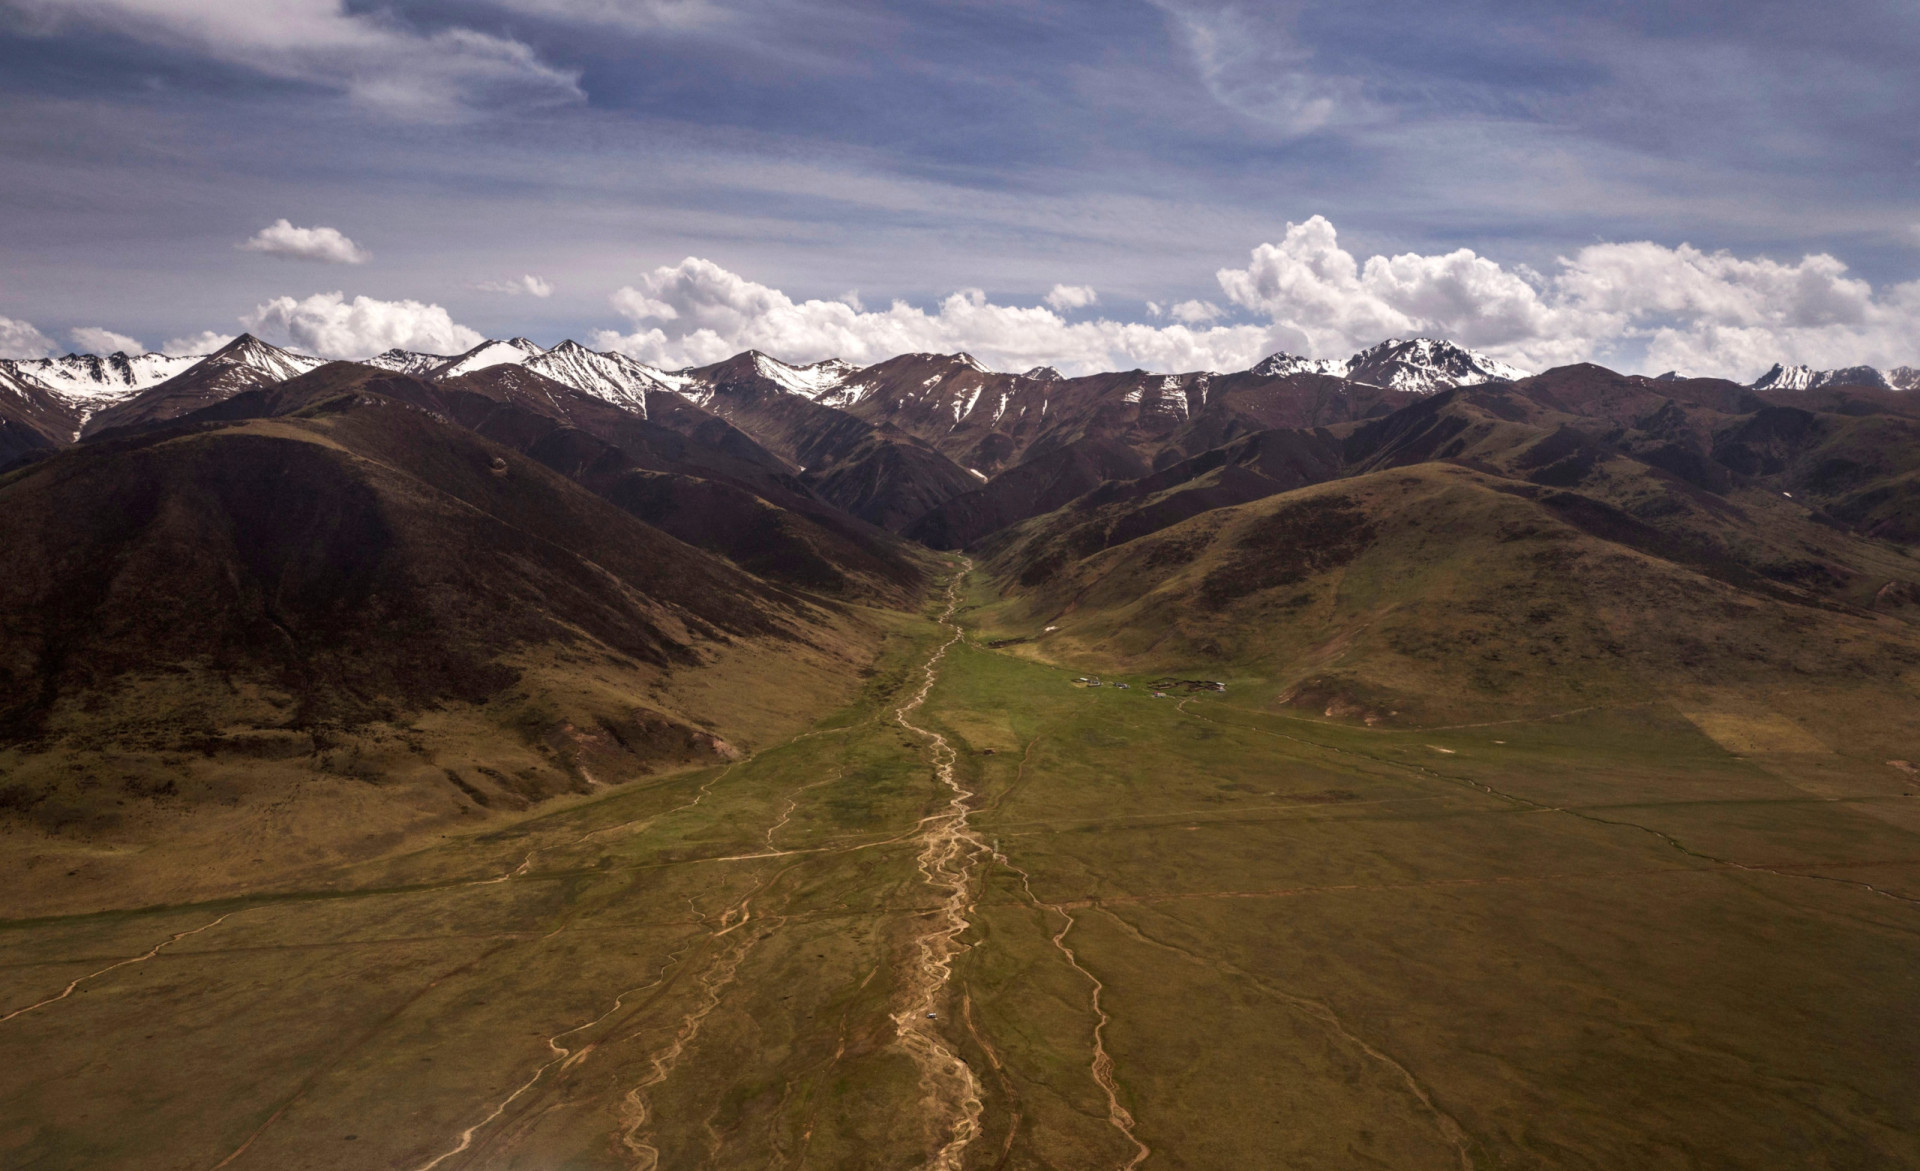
left=5, top=218, right=1915, bottom=381
left=241, top=292, right=484, bottom=358
left=587, top=218, right=1920, bottom=378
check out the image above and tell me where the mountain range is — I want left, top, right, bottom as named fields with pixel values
left=3, top=329, right=1918, bottom=848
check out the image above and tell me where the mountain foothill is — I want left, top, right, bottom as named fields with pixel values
left=2, top=329, right=1917, bottom=907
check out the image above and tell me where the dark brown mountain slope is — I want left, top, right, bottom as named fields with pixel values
left=194, top=362, right=934, bottom=603
left=0, top=391, right=892, bottom=908
left=0, top=369, right=75, bottom=469
left=686, top=352, right=980, bottom=530
left=979, top=366, right=1920, bottom=580
left=903, top=437, right=1151, bottom=549
left=832, top=354, right=1417, bottom=477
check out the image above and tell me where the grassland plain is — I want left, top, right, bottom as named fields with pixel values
left=2, top=565, right=1918, bottom=1169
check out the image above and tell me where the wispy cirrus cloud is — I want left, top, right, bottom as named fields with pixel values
left=477, top=273, right=554, bottom=297
left=3, top=0, right=583, bottom=119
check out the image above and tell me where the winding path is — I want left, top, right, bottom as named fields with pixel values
left=0, top=913, right=231, bottom=1024
left=890, top=562, right=989, bottom=1170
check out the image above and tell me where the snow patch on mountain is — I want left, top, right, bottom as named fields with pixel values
left=815, top=381, right=876, bottom=409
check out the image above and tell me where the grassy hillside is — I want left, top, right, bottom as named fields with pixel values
left=974, top=463, right=1920, bottom=752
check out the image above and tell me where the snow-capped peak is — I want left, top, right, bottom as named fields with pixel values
left=1342, top=337, right=1527, bottom=392
left=0, top=349, right=207, bottom=401
left=1750, top=363, right=1893, bottom=392
left=1022, top=365, right=1065, bottom=382
left=520, top=341, right=692, bottom=414
left=436, top=337, right=547, bottom=379
left=364, top=348, right=452, bottom=376
left=204, top=334, right=326, bottom=382
left=1251, top=352, right=1345, bottom=378
left=750, top=352, right=857, bottom=396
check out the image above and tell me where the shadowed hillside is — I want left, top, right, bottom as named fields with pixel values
left=0, top=389, right=896, bottom=912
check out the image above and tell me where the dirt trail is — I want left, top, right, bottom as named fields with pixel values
left=618, top=891, right=778, bottom=1171
left=891, top=562, right=989, bottom=1171
left=471, top=762, right=743, bottom=888
left=0, top=913, right=231, bottom=1024
left=412, top=954, right=684, bottom=1171
left=1098, top=908, right=1475, bottom=1171
left=992, top=849, right=1149, bottom=1169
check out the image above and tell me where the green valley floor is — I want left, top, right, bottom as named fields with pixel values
left=2, top=568, right=1917, bottom=1169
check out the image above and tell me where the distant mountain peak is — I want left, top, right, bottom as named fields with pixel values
left=1343, top=337, right=1527, bottom=391
left=1250, top=338, right=1525, bottom=393
left=1251, top=352, right=1345, bottom=378
left=1022, top=365, right=1064, bottom=382
left=1751, top=362, right=1893, bottom=392
left=203, top=334, right=325, bottom=382
left=364, top=348, right=452, bottom=376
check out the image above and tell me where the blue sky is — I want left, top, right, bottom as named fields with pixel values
left=1, top=0, right=1916, bottom=377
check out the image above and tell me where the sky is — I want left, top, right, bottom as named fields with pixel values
left=1, top=0, right=1917, bottom=378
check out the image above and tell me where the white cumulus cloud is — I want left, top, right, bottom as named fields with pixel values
left=1213, top=215, right=1920, bottom=378
left=0, top=316, right=57, bottom=359
left=162, top=330, right=234, bottom=356
left=477, top=273, right=554, bottom=297
left=241, top=219, right=370, bottom=264
left=1168, top=299, right=1222, bottom=324
left=1043, top=283, right=1098, bottom=311
left=7, top=0, right=582, bottom=119
left=68, top=326, right=145, bottom=354
left=242, top=292, right=484, bottom=359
